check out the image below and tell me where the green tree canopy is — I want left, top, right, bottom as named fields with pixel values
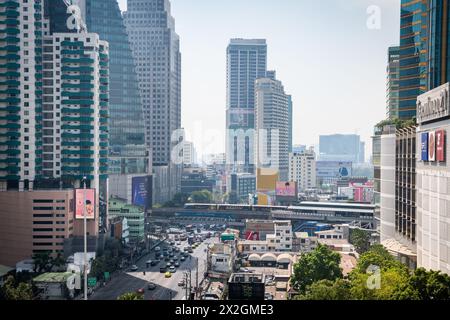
left=349, top=229, right=371, bottom=254
left=117, top=292, right=144, bottom=300
left=294, top=279, right=352, bottom=300
left=290, top=244, right=343, bottom=294
left=189, top=190, right=213, bottom=203
left=409, top=268, right=450, bottom=300
left=354, top=244, right=404, bottom=273
left=2, top=276, right=34, bottom=300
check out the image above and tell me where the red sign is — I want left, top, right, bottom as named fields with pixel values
left=436, top=130, right=446, bottom=162
left=245, top=231, right=260, bottom=241
left=75, top=188, right=95, bottom=219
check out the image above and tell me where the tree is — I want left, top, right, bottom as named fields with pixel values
left=290, top=244, right=343, bottom=294
left=172, top=192, right=190, bottom=207
left=189, top=190, right=213, bottom=203
left=409, top=268, right=450, bottom=300
left=349, top=265, right=417, bottom=300
left=354, top=244, right=403, bottom=273
left=117, top=292, right=144, bottom=300
left=32, top=252, right=52, bottom=273
left=294, top=279, right=352, bottom=300
left=349, top=229, right=371, bottom=254
left=2, top=276, right=34, bottom=300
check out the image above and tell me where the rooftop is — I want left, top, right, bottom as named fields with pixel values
left=33, top=272, right=74, bottom=283
left=229, top=273, right=264, bottom=283
left=0, top=265, right=14, bottom=278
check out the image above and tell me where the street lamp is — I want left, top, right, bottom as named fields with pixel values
left=82, top=176, right=88, bottom=301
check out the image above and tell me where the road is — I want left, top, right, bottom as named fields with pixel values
left=90, top=233, right=217, bottom=300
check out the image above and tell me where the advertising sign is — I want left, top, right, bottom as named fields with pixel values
left=421, top=132, right=429, bottom=161
left=417, top=82, right=450, bottom=124
left=132, top=176, right=149, bottom=207
left=436, top=129, right=446, bottom=162
left=275, top=181, right=297, bottom=197
left=429, top=131, right=436, bottom=162
left=245, top=231, right=260, bottom=241
left=75, top=188, right=95, bottom=219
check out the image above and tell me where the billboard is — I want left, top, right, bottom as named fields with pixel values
left=436, top=130, right=446, bottom=162
left=429, top=131, right=436, bottom=161
left=421, top=132, right=429, bottom=161
left=245, top=231, right=260, bottom=241
left=75, top=188, right=95, bottom=219
left=132, top=176, right=150, bottom=208
left=276, top=181, right=297, bottom=197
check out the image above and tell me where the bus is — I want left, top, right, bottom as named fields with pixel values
left=185, top=224, right=194, bottom=233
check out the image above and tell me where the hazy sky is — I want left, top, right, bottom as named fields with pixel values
left=118, top=0, right=400, bottom=160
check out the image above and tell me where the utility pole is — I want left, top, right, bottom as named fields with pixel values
left=195, top=257, right=199, bottom=299
left=83, top=176, right=88, bottom=301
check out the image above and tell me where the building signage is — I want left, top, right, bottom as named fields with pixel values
left=428, top=131, right=436, bottom=161
left=436, top=130, right=446, bottom=162
left=421, top=132, right=429, bottom=161
left=132, top=176, right=149, bottom=207
left=75, top=188, right=95, bottom=219
left=417, top=82, right=450, bottom=124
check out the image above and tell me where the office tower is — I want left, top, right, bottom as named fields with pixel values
left=255, top=71, right=290, bottom=181
left=83, top=1, right=148, bottom=176
left=289, top=150, right=316, bottom=191
left=226, top=39, right=267, bottom=175
left=386, top=46, right=400, bottom=119
left=124, top=0, right=182, bottom=205
left=288, top=95, right=293, bottom=153
left=398, top=0, right=427, bottom=119
left=319, top=134, right=364, bottom=163
left=292, top=145, right=307, bottom=154
left=0, top=0, right=109, bottom=264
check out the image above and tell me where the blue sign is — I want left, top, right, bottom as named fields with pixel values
left=132, top=176, right=148, bottom=207
left=421, top=132, right=429, bottom=161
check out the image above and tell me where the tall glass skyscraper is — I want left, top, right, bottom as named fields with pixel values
left=124, top=0, right=181, bottom=204
left=83, top=0, right=148, bottom=176
left=226, top=39, right=267, bottom=175
left=398, top=0, right=427, bottom=119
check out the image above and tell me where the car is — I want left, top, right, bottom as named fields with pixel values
left=154, top=246, right=161, bottom=252
left=188, top=248, right=193, bottom=253
left=130, top=265, right=138, bottom=271
left=136, top=288, right=145, bottom=294
left=147, top=282, right=157, bottom=290
left=178, top=279, right=185, bottom=287
left=183, top=252, right=189, bottom=257
left=174, top=261, right=180, bottom=267
left=165, top=256, right=170, bottom=262
left=176, top=241, right=181, bottom=246
left=264, top=293, right=274, bottom=300
left=169, top=252, right=174, bottom=257
left=150, top=260, right=158, bottom=266
left=163, top=251, right=168, bottom=257
left=160, top=267, right=166, bottom=273
left=169, top=266, right=176, bottom=273
left=165, top=271, right=172, bottom=278
left=240, top=268, right=250, bottom=273
left=166, top=262, right=172, bottom=268
left=183, top=247, right=189, bottom=252
left=180, top=256, right=185, bottom=262
left=170, top=259, right=175, bottom=264
left=159, top=254, right=164, bottom=259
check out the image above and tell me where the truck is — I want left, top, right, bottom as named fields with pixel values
left=188, top=235, right=195, bottom=245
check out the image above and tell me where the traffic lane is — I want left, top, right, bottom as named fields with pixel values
left=89, top=272, right=150, bottom=300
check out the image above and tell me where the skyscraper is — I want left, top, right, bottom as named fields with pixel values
left=226, top=39, right=267, bottom=175
left=124, top=0, right=182, bottom=204
left=0, top=0, right=109, bottom=263
left=398, top=0, right=427, bottom=119
left=386, top=46, right=400, bottom=119
left=83, top=0, right=148, bottom=177
left=288, top=95, right=293, bottom=153
left=254, top=71, right=290, bottom=181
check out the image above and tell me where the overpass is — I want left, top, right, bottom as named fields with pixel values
left=150, top=202, right=375, bottom=228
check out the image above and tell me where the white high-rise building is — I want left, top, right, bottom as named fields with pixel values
left=226, top=39, right=267, bottom=175
left=289, top=150, right=316, bottom=191
left=124, top=0, right=181, bottom=204
left=0, top=0, right=109, bottom=192
left=182, top=141, right=196, bottom=167
left=255, top=71, right=290, bottom=181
